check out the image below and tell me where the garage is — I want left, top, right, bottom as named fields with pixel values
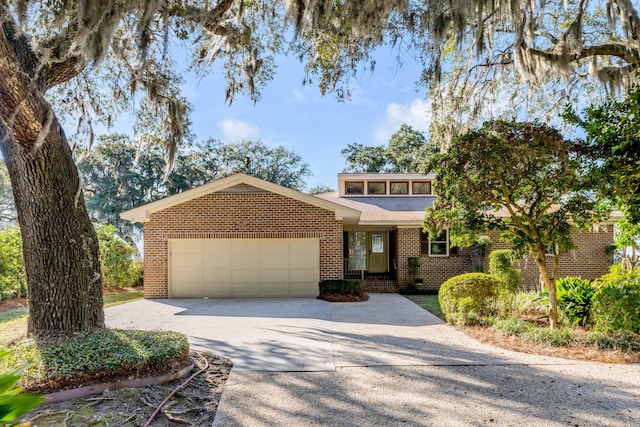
left=168, top=238, right=320, bottom=298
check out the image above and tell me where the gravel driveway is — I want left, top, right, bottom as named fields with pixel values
left=106, top=294, right=640, bottom=426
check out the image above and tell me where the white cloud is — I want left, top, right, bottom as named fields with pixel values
left=218, top=119, right=260, bottom=142
left=373, top=99, right=431, bottom=144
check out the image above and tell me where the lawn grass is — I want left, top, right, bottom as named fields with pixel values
left=0, top=290, right=143, bottom=325
left=0, top=289, right=144, bottom=345
left=104, top=290, right=144, bottom=307
left=405, top=295, right=444, bottom=320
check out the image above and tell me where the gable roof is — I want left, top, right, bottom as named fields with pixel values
left=315, top=192, right=434, bottom=225
left=120, top=173, right=361, bottom=224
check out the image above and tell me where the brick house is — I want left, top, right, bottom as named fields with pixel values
left=121, top=172, right=616, bottom=298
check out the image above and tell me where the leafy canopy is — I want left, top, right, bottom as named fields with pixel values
left=341, top=124, right=437, bottom=173
left=423, top=119, right=608, bottom=256
left=564, top=81, right=640, bottom=224
left=78, top=135, right=311, bottom=237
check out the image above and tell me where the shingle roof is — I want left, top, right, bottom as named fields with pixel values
left=314, top=192, right=435, bottom=225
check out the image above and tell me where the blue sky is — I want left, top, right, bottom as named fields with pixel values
left=159, top=50, right=429, bottom=190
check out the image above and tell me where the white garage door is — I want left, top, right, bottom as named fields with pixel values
left=168, top=238, right=320, bottom=298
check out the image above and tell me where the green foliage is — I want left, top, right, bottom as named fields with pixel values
left=79, top=136, right=311, bottom=237
left=407, top=257, right=420, bottom=277
left=0, top=330, right=189, bottom=392
left=489, top=250, right=521, bottom=294
left=95, top=224, right=142, bottom=290
left=438, top=273, right=499, bottom=325
left=424, top=119, right=610, bottom=327
left=591, top=270, right=640, bottom=334
left=511, top=291, right=547, bottom=315
left=318, top=279, right=365, bottom=296
left=564, top=84, right=640, bottom=224
left=341, top=124, right=438, bottom=173
left=555, top=277, right=595, bottom=327
left=0, top=227, right=26, bottom=300
left=424, top=120, right=608, bottom=257
left=583, top=331, right=640, bottom=352
left=0, top=352, right=44, bottom=423
left=307, top=184, right=335, bottom=195
left=612, top=217, right=640, bottom=270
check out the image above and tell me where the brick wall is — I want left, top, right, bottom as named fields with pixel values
left=395, top=226, right=614, bottom=292
left=143, top=191, right=343, bottom=298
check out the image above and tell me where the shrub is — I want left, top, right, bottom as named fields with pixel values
left=398, top=287, right=438, bottom=295
left=319, top=279, right=365, bottom=296
left=511, top=291, right=547, bottom=315
left=0, top=226, right=26, bottom=300
left=438, top=273, right=499, bottom=325
left=489, top=316, right=532, bottom=336
left=521, top=326, right=573, bottom=346
left=0, top=354, right=44, bottom=423
left=555, top=277, right=595, bottom=327
left=590, top=270, right=640, bottom=334
left=95, top=224, right=143, bottom=289
left=488, top=249, right=520, bottom=294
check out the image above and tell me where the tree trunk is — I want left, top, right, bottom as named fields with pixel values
left=0, top=120, right=104, bottom=336
left=0, top=11, right=104, bottom=336
left=0, top=120, right=104, bottom=337
left=533, top=243, right=557, bottom=329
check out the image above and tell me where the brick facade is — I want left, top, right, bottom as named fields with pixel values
left=143, top=191, right=343, bottom=298
left=394, top=226, right=614, bottom=292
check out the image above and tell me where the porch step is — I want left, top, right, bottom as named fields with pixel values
left=364, top=276, right=398, bottom=293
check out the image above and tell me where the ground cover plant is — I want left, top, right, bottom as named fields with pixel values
left=0, top=329, right=189, bottom=393
left=435, top=268, right=640, bottom=363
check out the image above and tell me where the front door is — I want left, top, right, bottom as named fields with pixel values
left=368, top=232, right=387, bottom=273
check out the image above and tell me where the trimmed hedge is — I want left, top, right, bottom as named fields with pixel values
left=438, top=273, right=500, bottom=325
left=319, top=279, right=365, bottom=295
left=398, top=287, right=438, bottom=295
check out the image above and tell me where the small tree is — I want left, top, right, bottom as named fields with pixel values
left=612, top=217, right=640, bottom=271
left=424, top=120, right=609, bottom=328
left=95, top=225, right=142, bottom=290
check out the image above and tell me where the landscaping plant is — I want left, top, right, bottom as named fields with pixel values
left=438, top=273, right=499, bottom=325
left=0, top=227, right=26, bottom=300
left=95, top=224, right=142, bottom=289
left=591, top=270, right=640, bottom=334
left=0, top=352, right=43, bottom=423
left=555, top=277, right=595, bottom=327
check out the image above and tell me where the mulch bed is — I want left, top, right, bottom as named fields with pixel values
left=317, top=293, right=369, bottom=302
left=20, top=352, right=233, bottom=426
left=462, top=325, right=640, bottom=364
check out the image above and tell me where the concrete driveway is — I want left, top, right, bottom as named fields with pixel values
left=106, top=294, right=640, bottom=426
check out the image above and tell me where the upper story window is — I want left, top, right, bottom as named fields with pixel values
left=390, top=182, right=409, bottom=194
left=412, top=181, right=432, bottom=194
left=345, top=181, right=364, bottom=194
left=368, top=181, right=386, bottom=194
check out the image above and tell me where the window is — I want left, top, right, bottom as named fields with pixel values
left=390, top=181, right=408, bottom=194
left=545, top=243, right=559, bottom=256
left=412, top=181, right=432, bottom=194
left=421, top=229, right=449, bottom=256
left=345, top=181, right=364, bottom=195
left=367, top=181, right=386, bottom=194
